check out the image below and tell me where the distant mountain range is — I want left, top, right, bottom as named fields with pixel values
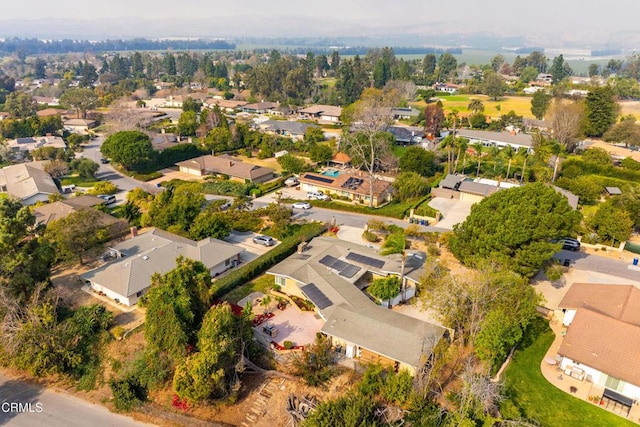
left=0, top=16, right=638, bottom=52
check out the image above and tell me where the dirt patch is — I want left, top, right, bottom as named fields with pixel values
left=51, top=264, right=100, bottom=309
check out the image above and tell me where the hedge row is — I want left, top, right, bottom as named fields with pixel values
left=209, top=222, right=327, bottom=299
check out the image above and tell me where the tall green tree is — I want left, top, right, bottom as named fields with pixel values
left=60, top=88, right=98, bottom=119
left=178, top=110, right=198, bottom=136
left=583, top=86, right=619, bottom=137
left=380, top=232, right=408, bottom=300
left=393, top=171, right=430, bottom=201
left=399, top=146, right=437, bottom=177
left=101, top=131, right=155, bottom=171
left=603, top=115, right=640, bottom=148
left=449, top=183, right=581, bottom=277
left=530, top=90, right=552, bottom=120
left=549, top=54, right=573, bottom=84
left=482, top=71, right=506, bottom=101
left=172, top=302, right=252, bottom=402
left=144, top=257, right=212, bottom=363
left=0, top=199, right=53, bottom=303
left=590, top=202, right=634, bottom=246
left=4, top=92, right=35, bottom=119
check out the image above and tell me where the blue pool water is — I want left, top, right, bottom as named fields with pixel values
left=322, top=169, right=340, bottom=177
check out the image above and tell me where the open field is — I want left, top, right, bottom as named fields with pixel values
left=412, top=94, right=535, bottom=119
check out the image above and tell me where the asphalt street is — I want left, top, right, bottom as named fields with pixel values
left=0, top=372, right=152, bottom=427
left=81, top=136, right=159, bottom=204
left=555, top=249, right=640, bottom=282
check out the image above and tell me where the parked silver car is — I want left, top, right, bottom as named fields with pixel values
left=253, top=235, right=276, bottom=246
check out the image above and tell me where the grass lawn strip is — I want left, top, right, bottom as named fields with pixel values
left=503, top=319, right=636, bottom=427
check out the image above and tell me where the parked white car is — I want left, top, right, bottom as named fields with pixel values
left=307, top=191, right=330, bottom=201
left=284, top=177, right=299, bottom=186
left=292, top=202, right=312, bottom=209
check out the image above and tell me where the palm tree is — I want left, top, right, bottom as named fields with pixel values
left=502, top=145, right=515, bottom=180
left=517, top=147, right=529, bottom=183
left=380, top=232, right=408, bottom=303
left=467, top=99, right=485, bottom=115
left=453, top=138, right=468, bottom=173
left=489, top=145, right=501, bottom=172
left=472, top=142, right=484, bottom=177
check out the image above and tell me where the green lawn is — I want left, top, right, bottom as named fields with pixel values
left=503, top=318, right=636, bottom=427
left=220, top=274, right=274, bottom=304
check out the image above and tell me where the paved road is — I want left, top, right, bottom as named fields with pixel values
left=81, top=136, right=160, bottom=204
left=252, top=192, right=446, bottom=233
left=555, top=249, right=640, bottom=283
left=0, top=372, right=152, bottom=427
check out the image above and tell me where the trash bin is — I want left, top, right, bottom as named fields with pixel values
left=634, top=258, right=639, bottom=266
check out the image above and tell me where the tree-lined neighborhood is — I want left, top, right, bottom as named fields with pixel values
left=1, top=21, right=640, bottom=427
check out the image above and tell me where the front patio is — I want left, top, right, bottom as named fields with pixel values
left=541, top=313, right=640, bottom=423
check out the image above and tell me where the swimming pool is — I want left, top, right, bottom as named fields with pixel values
left=322, top=169, right=340, bottom=177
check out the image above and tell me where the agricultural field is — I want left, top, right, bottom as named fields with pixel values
left=412, top=94, right=535, bottom=119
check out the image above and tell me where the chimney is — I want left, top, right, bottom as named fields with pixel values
left=297, top=242, right=308, bottom=253
left=130, top=227, right=138, bottom=238
left=46, top=133, right=52, bottom=137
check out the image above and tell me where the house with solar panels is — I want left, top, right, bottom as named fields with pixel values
left=267, top=237, right=447, bottom=374
left=298, top=172, right=394, bottom=207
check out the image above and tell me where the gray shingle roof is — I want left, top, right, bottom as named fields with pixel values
left=267, top=237, right=446, bottom=368
left=82, top=228, right=242, bottom=299
left=456, top=129, right=534, bottom=148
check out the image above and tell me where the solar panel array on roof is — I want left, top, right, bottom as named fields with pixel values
left=319, top=255, right=338, bottom=267
left=332, top=259, right=348, bottom=271
left=301, top=283, right=332, bottom=309
left=305, top=174, right=334, bottom=184
left=346, top=252, right=386, bottom=269
left=339, top=264, right=361, bottom=279
left=318, top=254, right=362, bottom=278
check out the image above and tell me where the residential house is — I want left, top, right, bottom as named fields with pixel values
left=177, top=154, right=275, bottom=183
left=242, top=102, right=280, bottom=114
left=267, top=237, right=446, bottom=373
left=34, top=195, right=127, bottom=237
left=433, top=174, right=517, bottom=203
left=205, top=99, right=248, bottom=112
left=0, top=161, right=60, bottom=205
left=33, top=96, right=60, bottom=106
left=455, top=129, right=535, bottom=153
left=151, top=132, right=190, bottom=151
left=297, top=105, right=342, bottom=123
left=162, top=95, right=183, bottom=108
left=557, top=283, right=640, bottom=414
left=390, top=107, right=420, bottom=121
left=37, top=108, right=65, bottom=118
left=82, top=228, right=243, bottom=306
left=64, top=118, right=97, bottom=134
left=258, top=120, right=318, bottom=140
left=387, top=126, right=425, bottom=145
left=6, top=135, right=66, bottom=157
left=299, top=172, right=394, bottom=207
left=433, top=83, right=460, bottom=93
left=0, top=112, right=9, bottom=121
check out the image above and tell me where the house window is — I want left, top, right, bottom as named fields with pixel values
left=136, top=291, right=143, bottom=298
left=274, top=276, right=286, bottom=286
left=605, top=375, right=625, bottom=392
left=225, top=259, right=230, bottom=266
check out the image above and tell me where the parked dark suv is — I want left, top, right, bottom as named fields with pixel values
left=560, top=237, right=580, bottom=251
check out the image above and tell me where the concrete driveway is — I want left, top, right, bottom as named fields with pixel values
left=224, top=231, right=279, bottom=263
left=428, top=198, right=473, bottom=230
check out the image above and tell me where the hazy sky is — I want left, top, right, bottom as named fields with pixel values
left=2, top=0, right=639, bottom=45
